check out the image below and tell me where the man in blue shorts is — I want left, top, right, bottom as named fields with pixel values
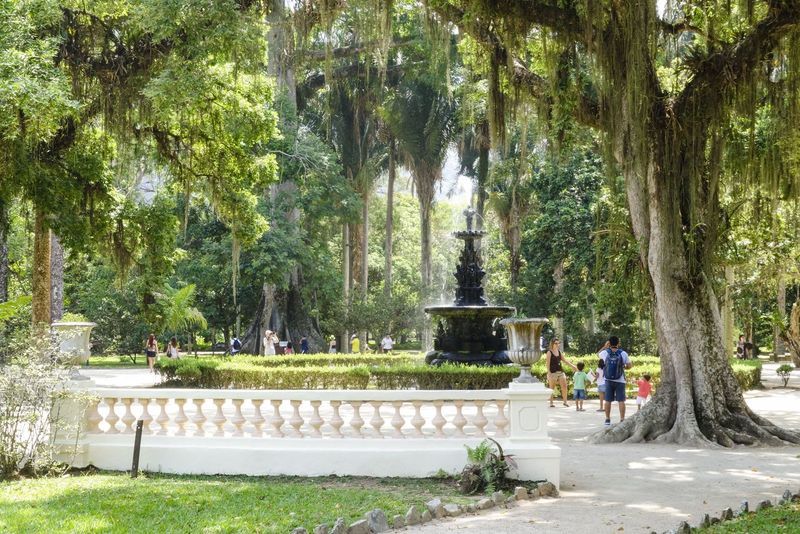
left=599, top=336, right=632, bottom=427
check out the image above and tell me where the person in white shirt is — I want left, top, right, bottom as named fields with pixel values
left=380, top=334, right=394, bottom=354
left=263, top=330, right=277, bottom=355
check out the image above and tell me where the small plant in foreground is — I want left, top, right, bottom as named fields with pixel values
left=458, top=438, right=517, bottom=495
left=776, top=364, right=795, bottom=387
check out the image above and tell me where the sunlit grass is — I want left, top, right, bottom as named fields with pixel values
left=700, top=502, right=800, bottom=533
left=0, top=472, right=469, bottom=533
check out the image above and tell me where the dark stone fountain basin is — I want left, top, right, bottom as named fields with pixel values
left=425, top=305, right=515, bottom=366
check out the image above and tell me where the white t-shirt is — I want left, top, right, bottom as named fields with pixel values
left=167, top=345, right=179, bottom=358
left=381, top=337, right=394, bottom=350
left=594, top=367, right=605, bottom=386
left=598, top=348, right=631, bottom=383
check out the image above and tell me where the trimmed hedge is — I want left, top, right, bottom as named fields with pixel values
left=155, top=355, right=761, bottom=392
left=232, top=354, right=424, bottom=368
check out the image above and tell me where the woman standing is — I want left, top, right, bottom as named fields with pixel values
left=145, top=334, right=158, bottom=372
left=546, top=338, right=577, bottom=407
left=263, top=330, right=278, bottom=355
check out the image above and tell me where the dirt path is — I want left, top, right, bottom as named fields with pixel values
left=403, top=362, right=800, bottom=534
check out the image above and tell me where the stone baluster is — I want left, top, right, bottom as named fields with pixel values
left=329, top=401, right=344, bottom=438
left=174, top=399, right=189, bottom=436
left=472, top=400, right=488, bottom=437
left=139, top=398, right=154, bottom=434
left=104, top=398, right=120, bottom=434
left=289, top=400, right=304, bottom=437
left=155, top=399, right=170, bottom=435
left=269, top=399, right=285, bottom=437
left=369, top=401, right=385, bottom=438
left=309, top=400, right=323, bottom=438
left=121, top=398, right=136, bottom=434
left=411, top=401, right=425, bottom=437
left=493, top=399, right=509, bottom=437
left=231, top=399, right=246, bottom=437
left=86, top=398, right=103, bottom=434
left=251, top=399, right=265, bottom=437
left=212, top=399, right=227, bottom=437
left=390, top=401, right=405, bottom=438
left=452, top=400, right=467, bottom=437
left=349, top=401, right=364, bottom=438
left=432, top=400, right=446, bottom=437
left=192, top=399, right=207, bottom=437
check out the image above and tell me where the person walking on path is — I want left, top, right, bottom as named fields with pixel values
left=166, top=337, right=180, bottom=359
left=594, top=358, right=606, bottom=412
left=600, top=336, right=632, bottom=426
left=145, top=334, right=158, bottom=372
left=351, top=334, right=361, bottom=353
left=546, top=338, right=578, bottom=407
left=572, top=362, right=589, bottom=411
left=300, top=336, right=309, bottom=354
left=637, top=374, right=652, bottom=411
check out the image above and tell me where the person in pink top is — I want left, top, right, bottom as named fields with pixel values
left=636, top=374, right=652, bottom=411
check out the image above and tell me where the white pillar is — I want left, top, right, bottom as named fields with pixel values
left=503, top=382, right=561, bottom=487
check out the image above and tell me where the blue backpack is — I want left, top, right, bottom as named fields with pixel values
left=605, top=348, right=625, bottom=380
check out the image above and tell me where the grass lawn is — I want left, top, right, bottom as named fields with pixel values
left=0, top=472, right=471, bottom=533
left=700, top=502, right=800, bottom=533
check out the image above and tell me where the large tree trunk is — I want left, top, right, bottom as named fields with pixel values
left=721, top=265, right=735, bottom=358
left=474, top=120, right=490, bottom=253
left=774, top=268, right=786, bottom=360
left=0, top=200, right=8, bottom=303
left=384, top=140, right=395, bottom=299
left=360, top=192, right=369, bottom=352
left=780, top=298, right=800, bottom=368
left=417, top=180, right=434, bottom=351
left=32, top=209, right=51, bottom=329
left=594, top=124, right=798, bottom=447
left=50, top=233, right=64, bottom=321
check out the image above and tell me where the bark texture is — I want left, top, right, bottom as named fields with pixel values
left=31, top=209, right=51, bottom=328
left=50, top=233, right=64, bottom=321
left=0, top=201, right=8, bottom=303
left=384, top=139, right=395, bottom=299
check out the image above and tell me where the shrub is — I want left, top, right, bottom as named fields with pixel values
left=459, top=438, right=516, bottom=495
left=0, top=333, right=83, bottom=479
left=154, top=354, right=761, bottom=392
left=776, top=364, right=794, bottom=387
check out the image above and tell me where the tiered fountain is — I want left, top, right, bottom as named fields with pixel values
left=424, top=208, right=515, bottom=366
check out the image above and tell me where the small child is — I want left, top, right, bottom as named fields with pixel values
left=637, top=374, right=652, bottom=411
left=285, top=341, right=294, bottom=355
left=594, top=358, right=606, bottom=412
left=572, top=362, right=589, bottom=412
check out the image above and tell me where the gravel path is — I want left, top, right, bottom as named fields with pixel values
left=402, top=362, right=800, bottom=533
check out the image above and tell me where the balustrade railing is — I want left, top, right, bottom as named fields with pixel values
left=85, top=389, right=511, bottom=440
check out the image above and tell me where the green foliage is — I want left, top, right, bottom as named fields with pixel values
left=0, top=334, right=79, bottom=479
left=0, top=296, right=31, bottom=363
left=700, top=502, right=800, bottom=533
left=459, top=438, right=516, bottom=495
left=776, top=364, right=795, bottom=387
left=154, top=284, right=207, bottom=336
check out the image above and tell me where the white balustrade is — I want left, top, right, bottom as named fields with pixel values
left=83, top=388, right=518, bottom=441
left=65, top=384, right=559, bottom=485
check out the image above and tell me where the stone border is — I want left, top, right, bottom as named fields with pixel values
left=660, top=487, right=800, bottom=534
left=289, top=481, right=559, bottom=534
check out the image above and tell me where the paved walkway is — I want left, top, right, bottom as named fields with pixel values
left=403, top=362, right=800, bottom=534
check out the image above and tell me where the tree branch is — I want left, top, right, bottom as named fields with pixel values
left=302, top=36, right=419, bottom=61
left=676, top=2, right=800, bottom=120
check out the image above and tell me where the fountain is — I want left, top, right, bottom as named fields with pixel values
left=424, top=208, right=516, bottom=365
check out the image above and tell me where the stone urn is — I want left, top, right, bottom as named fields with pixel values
left=499, top=318, right=549, bottom=384
left=51, top=322, right=97, bottom=366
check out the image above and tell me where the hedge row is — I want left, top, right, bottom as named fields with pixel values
left=232, top=354, right=424, bottom=368
left=155, top=357, right=761, bottom=392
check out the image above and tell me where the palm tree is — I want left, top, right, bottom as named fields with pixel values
left=383, top=80, right=455, bottom=349
left=155, top=284, right=207, bottom=357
